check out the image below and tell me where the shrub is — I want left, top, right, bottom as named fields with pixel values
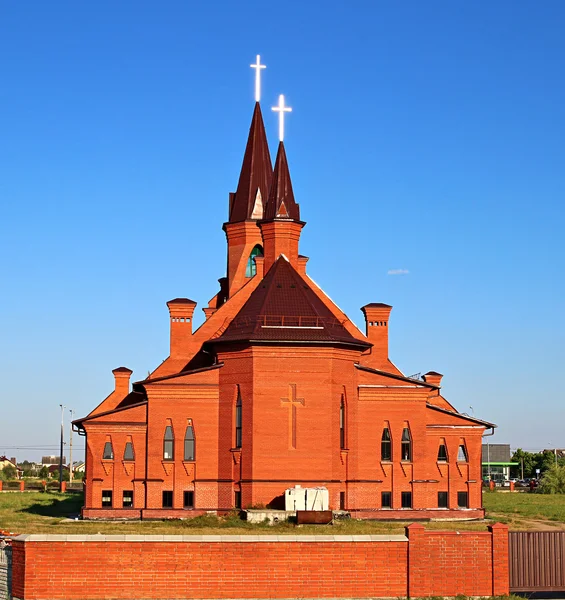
left=539, top=465, right=565, bottom=494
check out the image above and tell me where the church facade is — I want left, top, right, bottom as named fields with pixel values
left=75, top=79, right=495, bottom=520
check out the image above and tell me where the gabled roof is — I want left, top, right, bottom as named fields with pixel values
left=228, top=102, right=273, bottom=223
left=426, top=403, right=497, bottom=428
left=263, top=142, right=300, bottom=221
left=211, top=257, right=370, bottom=348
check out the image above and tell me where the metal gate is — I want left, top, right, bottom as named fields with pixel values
left=509, top=531, right=565, bottom=592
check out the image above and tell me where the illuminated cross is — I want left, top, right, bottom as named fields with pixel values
left=272, top=94, right=292, bottom=142
left=280, top=384, right=304, bottom=450
left=250, top=54, right=266, bottom=103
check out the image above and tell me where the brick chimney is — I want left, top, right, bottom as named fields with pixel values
left=167, top=298, right=197, bottom=357
left=112, top=367, right=133, bottom=396
left=423, top=371, right=443, bottom=387
left=360, top=303, right=393, bottom=365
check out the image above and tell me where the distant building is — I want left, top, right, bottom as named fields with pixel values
left=482, top=444, right=518, bottom=483
left=0, top=456, right=23, bottom=479
left=41, top=455, right=66, bottom=467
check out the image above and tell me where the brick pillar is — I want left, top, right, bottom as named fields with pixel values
left=0, top=481, right=3, bottom=491
left=11, top=539, right=26, bottom=600
left=489, top=480, right=495, bottom=491
left=509, top=481, right=515, bottom=491
left=489, top=522, right=509, bottom=595
left=61, top=481, right=67, bottom=493
left=19, top=480, right=25, bottom=492
left=406, top=522, right=426, bottom=598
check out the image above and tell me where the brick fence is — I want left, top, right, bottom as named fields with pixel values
left=10, top=524, right=508, bottom=599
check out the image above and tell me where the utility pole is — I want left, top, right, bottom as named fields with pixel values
left=69, top=409, right=74, bottom=484
left=59, top=404, right=65, bottom=492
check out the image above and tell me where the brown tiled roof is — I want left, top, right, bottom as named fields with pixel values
left=212, top=257, right=370, bottom=348
left=264, top=142, right=300, bottom=221
left=229, top=103, right=273, bottom=223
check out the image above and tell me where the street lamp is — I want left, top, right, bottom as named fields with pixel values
left=59, top=404, right=65, bottom=492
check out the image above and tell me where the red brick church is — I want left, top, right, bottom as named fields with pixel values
left=75, top=60, right=495, bottom=520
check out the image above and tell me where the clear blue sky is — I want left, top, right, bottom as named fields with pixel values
left=1, top=1, right=564, bottom=462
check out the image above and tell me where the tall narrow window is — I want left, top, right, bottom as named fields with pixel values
left=235, top=390, right=242, bottom=448
left=401, top=427, right=412, bottom=462
left=163, top=425, right=174, bottom=460
left=457, top=444, right=468, bottom=462
left=245, top=245, right=263, bottom=278
left=438, top=491, right=448, bottom=508
left=339, top=396, right=346, bottom=449
left=437, top=440, right=448, bottom=462
left=122, top=490, right=133, bottom=508
left=103, top=441, right=114, bottom=460
left=381, top=491, right=392, bottom=508
left=124, top=441, right=135, bottom=461
left=184, top=423, right=195, bottom=461
left=381, top=427, right=392, bottom=461
left=101, top=490, right=113, bottom=507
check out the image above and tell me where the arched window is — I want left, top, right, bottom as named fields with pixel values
left=163, top=425, right=174, bottom=460
left=184, top=423, right=195, bottom=461
left=245, top=245, right=263, bottom=278
left=381, top=426, right=392, bottom=461
left=437, top=439, right=448, bottom=462
left=339, top=396, right=346, bottom=449
left=235, top=389, right=242, bottom=448
left=103, top=441, right=114, bottom=460
left=401, top=427, right=412, bottom=462
left=123, top=441, right=135, bottom=461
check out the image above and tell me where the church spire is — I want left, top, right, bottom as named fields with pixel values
left=228, top=56, right=272, bottom=223
left=228, top=103, right=273, bottom=223
left=264, top=141, right=300, bottom=221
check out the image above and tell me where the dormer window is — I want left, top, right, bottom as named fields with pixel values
left=245, top=245, right=263, bottom=278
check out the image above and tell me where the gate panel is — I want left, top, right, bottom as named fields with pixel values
left=509, top=531, right=565, bottom=592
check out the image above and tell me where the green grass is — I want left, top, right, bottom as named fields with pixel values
left=2, top=489, right=563, bottom=535
left=483, top=489, right=565, bottom=525
left=0, top=491, right=492, bottom=535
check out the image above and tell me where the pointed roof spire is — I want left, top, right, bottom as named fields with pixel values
left=264, top=141, right=300, bottom=221
left=229, top=103, right=273, bottom=223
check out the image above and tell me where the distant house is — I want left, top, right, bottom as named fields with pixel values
left=0, top=456, right=23, bottom=479
left=482, top=444, right=518, bottom=483
left=73, top=462, right=85, bottom=474
left=41, top=455, right=66, bottom=467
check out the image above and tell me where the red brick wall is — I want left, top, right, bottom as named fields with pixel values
left=11, top=525, right=508, bottom=599
left=407, top=523, right=509, bottom=597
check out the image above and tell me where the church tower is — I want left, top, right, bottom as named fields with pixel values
left=223, top=58, right=273, bottom=298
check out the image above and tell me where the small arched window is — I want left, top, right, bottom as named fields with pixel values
left=245, top=245, right=263, bottom=278
left=401, top=427, right=412, bottom=462
left=339, top=396, right=346, bottom=449
left=163, top=425, right=174, bottom=461
left=184, top=423, right=195, bottom=461
left=235, top=390, right=242, bottom=448
left=103, top=441, right=114, bottom=460
left=123, top=441, right=135, bottom=461
left=381, top=427, right=392, bottom=461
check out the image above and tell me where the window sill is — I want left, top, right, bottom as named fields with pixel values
left=400, top=461, right=413, bottom=464
left=380, top=460, right=393, bottom=464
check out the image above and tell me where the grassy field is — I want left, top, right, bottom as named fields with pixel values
left=0, top=489, right=563, bottom=535
left=483, top=489, right=565, bottom=527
